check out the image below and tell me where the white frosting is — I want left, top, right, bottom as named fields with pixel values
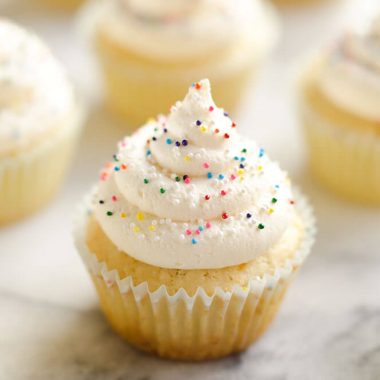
left=319, top=18, right=380, bottom=121
left=93, top=80, right=296, bottom=270
left=0, top=20, right=75, bottom=156
left=92, top=0, right=275, bottom=62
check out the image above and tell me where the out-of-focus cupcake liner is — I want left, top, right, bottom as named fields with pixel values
left=0, top=106, right=85, bottom=225
left=299, top=95, right=380, bottom=205
left=74, top=187, right=315, bottom=360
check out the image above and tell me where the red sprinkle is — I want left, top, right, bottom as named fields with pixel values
left=205, top=195, right=211, bottom=201
left=231, top=122, right=237, bottom=128
left=112, top=195, right=118, bottom=202
left=224, top=133, right=230, bottom=139
left=209, top=106, right=214, bottom=112
left=214, top=128, right=220, bottom=134
left=186, top=229, right=192, bottom=235
left=184, top=178, right=191, bottom=184
left=195, top=230, right=201, bottom=235
left=195, top=83, right=202, bottom=90
left=203, top=162, right=210, bottom=169
left=230, top=174, right=236, bottom=181
left=206, top=222, right=212, bottom=229
left=222, top=212, right=229, bottom=220
left=220, top=190, right=227, bottom=196
left=121, top=164, right=128, bottom=170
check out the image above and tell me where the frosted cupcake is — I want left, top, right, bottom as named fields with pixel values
left=299, top=18, right=380, bottom=205
left=0, top=20, right=84, bottom=225
left=81, top=0, right=278, bottom=126
left=75, top=79, right=315, bottom=360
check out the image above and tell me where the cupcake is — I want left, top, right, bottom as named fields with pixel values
left=81, top=0, right=278, bottom=126
left=299, top=18, right=380, bottom=205
left=0, top=20, right=84, bottom=225
left=75, top=79, right=315, bottom=361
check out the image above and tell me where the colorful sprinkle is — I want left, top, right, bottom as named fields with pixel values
left=224, top=133, right=230, bottom=139
left=148, top=225, right=156, bottom=232
left=99, top=200, right=104, bottom=204
left=114, top=166, right=120, bottom=171
left=112, top=195, right=118, bottom=202
left=166, top=138, right=172, bottom=145
left=246, top=213, right=252, bottom=219
left=259, top=148, right=265, bottom=158
left=146, top=149, right=151, bottom=156
left=271, top=198, right=278, bottom=204
left=203, top=162, right=210, bottom=169
left=175, top=176, right=181, bottom=182
left=144, top=178, right=149, bottom=184
left=106, top=211, right=113, bottom=216
left=206, top=222, right=212, bottom=229
left=186, top=229, right=192, bottom=235
left=120, top=212, right=127, bottom=219
left=175, top=141, right=181, bottom=147
left=207, top=172, right=213, bottom=179
left=241, top=148, right=247, bottom=154
left=133, top=226, right=141, bottom=234
left=196, top=120, right=202, bottom=126
left=182, top=139, right=188, bottom=146
left=209, top=106, right=214, bottom=112
left=218, top=174, right=225, bottom=180
left=214, top=128, right=220, bottom=134
left=258, top=223, right=265, bottom=230
left=192, top=238, right=198, bottom=244
left=195, top=83, right=202, bottom=90
left=220, top=190, right=227, bottom=196
left=160, top=188, right=166, bottom=194
left=121, top=164, right=128, bottom=170
left=231, top=122, right=237, bottom=128
left=136, top=212, right=145, bottom=221
left=205, top=194, right=210, bottom=201
left=222, top=212, right=229, bottom=220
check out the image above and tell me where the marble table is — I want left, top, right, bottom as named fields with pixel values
left=0, top=1, right=379, bottom=379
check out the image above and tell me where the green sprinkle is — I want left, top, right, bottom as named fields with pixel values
left=160, top=188, right=166, bottom=194
left=175, top=176, right=180, bottom=182
left=107, top=211, right=113, bottom=216
left=258, top=223, right=265, bottom=230
left=241, top=148, right=247, bottom=154
left=271, top=198, right=278, bottom=204
left=144, top=178, right=149, bottom=184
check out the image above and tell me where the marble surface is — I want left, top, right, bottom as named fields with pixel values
left=0, top=1, right=380, bottom=379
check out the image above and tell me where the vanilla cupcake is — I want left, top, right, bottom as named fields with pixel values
left=0, top=20, right=84, bottom=225
left=81, top=0, right=278, bottom=126
left=299, top=18, right=380, bottom=205
left=75, top=79, right=315, bottom=360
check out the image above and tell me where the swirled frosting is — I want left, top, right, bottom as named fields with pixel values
left=93, top=79, right=296, bottom=270
left=91, top=0, right=275, bottom=62
left=319, top=17, right=380, bottom=121
left=0, top=20, right=75, bottom=157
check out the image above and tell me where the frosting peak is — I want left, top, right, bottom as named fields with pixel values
left=94, top=80, right=295, bottom=270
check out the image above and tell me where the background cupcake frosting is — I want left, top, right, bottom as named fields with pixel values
left=0, top=20, right=75, bottom=157
left=95, top=80, right=294, bottom=269
left=90, top=0, right=269, bottom=63
left=319, top=17, right=380, bottom=121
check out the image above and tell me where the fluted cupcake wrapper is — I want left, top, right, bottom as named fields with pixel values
left=0, top=106, right=85, bottom=225
left=74, top=188, right=315, bottom=360
left=300, top=95, right=380, bottom=205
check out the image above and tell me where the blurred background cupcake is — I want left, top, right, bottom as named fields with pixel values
left=81, top=0, right=279, bottom=127
left=0, top=20, right=84, bottom=225
left=298, top=16, right=380, bottom=205
left=32, top=0, right=86, bottom=11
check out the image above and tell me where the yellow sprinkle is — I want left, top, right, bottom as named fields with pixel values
left=120, top=212, right=127, bottom=219
left=133, top=226, right=141, bottom=234
left=136, top=212, right=145, bottom=221
left=268, top=208, right=274, bottom=214
left=200, top=126, right=208, bottom=133
left=257, top=165, right=263, bottom=171
left=237, top=169, right=245, bottom=175
left=148, top=225, right=156, bottom=232
left=184, top=155, right=191, bottom=161
left=239, top=175, right=245, bottom=181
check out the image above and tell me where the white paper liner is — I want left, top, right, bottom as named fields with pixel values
left=74, top=186, right=315, bottom=305
left=299, top=90, right=380, bottom=204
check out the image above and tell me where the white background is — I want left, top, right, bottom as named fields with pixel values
left=0, top=1, right=379, bottom=379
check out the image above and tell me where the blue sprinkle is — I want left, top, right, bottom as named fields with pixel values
left=191, top=238, right=198, bottom=245
left=207, top=172, right=213, bottom=179
left=275, top=184, right=280, bottom=189
left=163, top=128, right=168, bottom=133
left=224, top=112, right=229, bottom=117
left=259, top=148, right=265, bottom=158
left=240, top=157, right=246, bottom=162
left=146, top=150, right=151, bottom=156
left=166, top=138, right=172, bottom=145
left=234, top=156, right=239, bottom=161
left=196, top=120, right=202, bottom=126
left=218, top=174, right=225, bottom=180
left=114, top=166, right=120, bottom=171
left=198, top=226, right=204, bottom=232
left=182, top=139, right=188, bottom=146
left=239, top=164, right=245, bottom=169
